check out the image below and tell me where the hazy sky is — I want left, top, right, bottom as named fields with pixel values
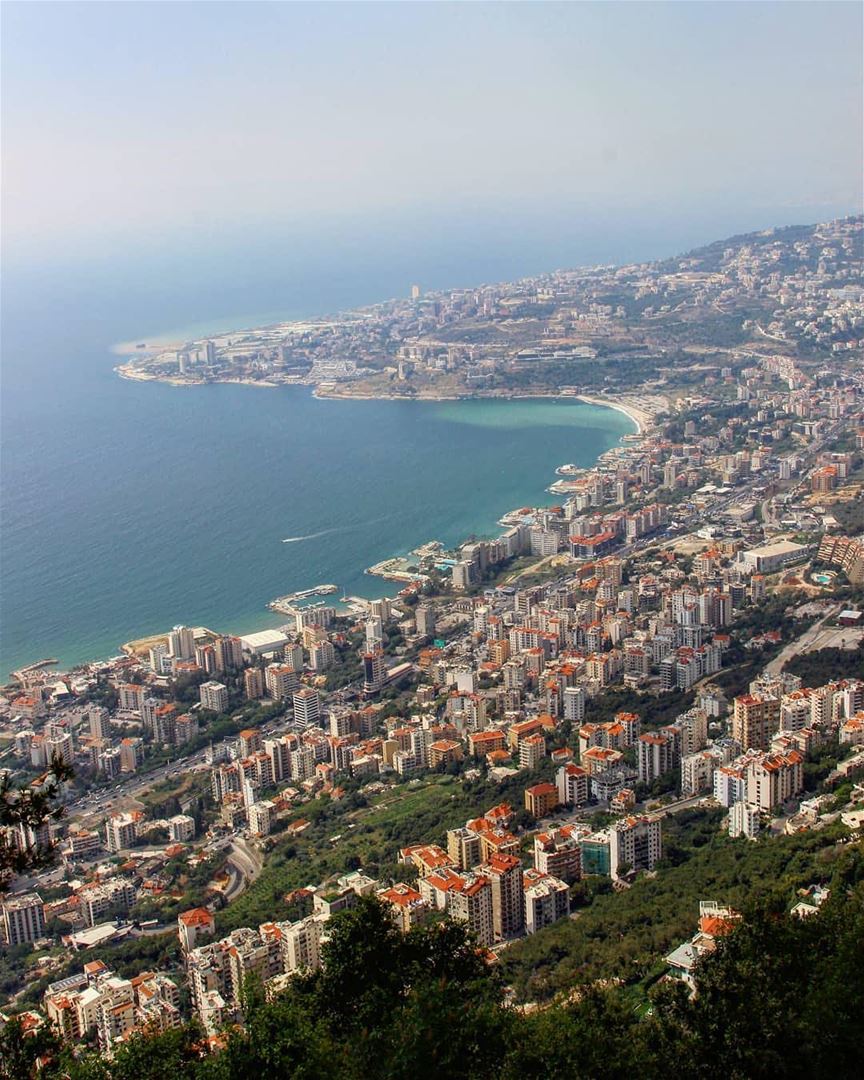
left=2, top=1, right=862, bottom=261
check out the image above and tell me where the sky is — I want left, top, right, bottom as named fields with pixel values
left=2, top=1, right=862, bottom=265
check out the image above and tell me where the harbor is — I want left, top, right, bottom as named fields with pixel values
left=267, top=584, right=338, bottom=614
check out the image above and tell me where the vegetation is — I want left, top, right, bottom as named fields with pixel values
left=581, top=686, right=696, bottom=732
left=0, top=756, right=73, bottom=892
left=498, top=811, right=854, bottom=1002
left=215, top=767, right=550, bottom=934
left=783, top=641, right=864, bottom=685
left=6, top=861, right=864, bottom=1080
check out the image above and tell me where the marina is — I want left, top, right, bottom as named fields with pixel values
left=267, top=584, right=338, bottom=614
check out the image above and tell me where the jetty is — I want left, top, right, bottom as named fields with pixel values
left=11, top=658, right=59, bottom=685
left=267, top=584, right=338, bottom=613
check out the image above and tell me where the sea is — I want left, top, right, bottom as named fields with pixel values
left=0, top=208, right=827, bottom=678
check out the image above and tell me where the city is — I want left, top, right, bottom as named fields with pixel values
left=117, top=217, right=863, bottom=410
left=2, top=215, right=863, bottom=1070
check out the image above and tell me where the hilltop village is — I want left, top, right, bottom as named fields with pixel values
left=3, top=216, right=864, bottom=1057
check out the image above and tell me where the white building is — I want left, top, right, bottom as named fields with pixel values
left=168, top=814, right=196, bottom=843
left=729, top=800, right=761, bottom=839
left=248, top=800, right=275, bottom=836
left=293, top=688, right=321, bottom=727
left=308, top=640, right=335, bottom=671
left=199, top=681, right=229, bottom=713
left=2, top=893, right=45, bottom=945
left=169, top=625, right=196, bottom=660
left=681, top=749, right=720, bottom=797
left=556, top=763, right=589, bottom=807
left=79, top=878, right=136, bottom=927
left=563, top=686, right=586, bottom=724
left=105, top=811, right=141, bottom=852
left=240, top=629, right=291, bottom=656
left=265, top=663, right=300, bottom=700
left=523, top=872, right=570, bottom=934
left=609, top=816, right=662, bottom=880
left=739, top=539, right=806, bottom=575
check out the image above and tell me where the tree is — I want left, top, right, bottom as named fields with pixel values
left=644, top=882, right=864, bottom=1080
left=59, top=1024, right=207, bottom=1080
left=22, top=882, right=864, bottom=1080
left=0, top=1015, right=61, bottom=1080
left=0, top=755, right=73, bottom=892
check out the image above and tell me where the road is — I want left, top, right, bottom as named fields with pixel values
left=63, top=709, right=306, bottom=822
left=222, top=837, right=263, bottom=902
left=649, top=794, right=708, bottom=819
left=763, top=604, right=842, bottom=675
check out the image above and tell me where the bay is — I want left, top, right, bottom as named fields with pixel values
left=0, top=225, right=657, bottom=678
left=1, top=376, right=630, bottom=676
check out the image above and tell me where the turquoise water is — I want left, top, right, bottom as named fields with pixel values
left=3, top=209, right=839, bottom=678
left=1, top=265, right=631, bottom=676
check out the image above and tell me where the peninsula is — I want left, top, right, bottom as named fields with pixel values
left=4, top=216, right=863, bottom=1072
left=116, top=217, right=863, bottom=416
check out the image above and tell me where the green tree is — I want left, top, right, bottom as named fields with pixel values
left=0, top=755, right=73, bottom=892
left=0, top=1016, right=62, bottom=1080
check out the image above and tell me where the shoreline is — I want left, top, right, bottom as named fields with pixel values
left=574, top=395, right=648, bottom=435
left=4, top=392, right=643, bottom=681
left=114, top=363, right=657, bottom=435
left=114, top=366, right=280, bottom=389
left=318, top=387, right=656, bottom=435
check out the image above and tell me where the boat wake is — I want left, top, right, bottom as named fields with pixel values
left=282, top=515, right=392, bottom=544
left=282, top=529, right=340, bottom=543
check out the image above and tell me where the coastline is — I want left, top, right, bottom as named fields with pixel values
left=574, top=395, right=649, bottom=435
left=311, top=385, right=657, bottom=435
left=114, top=366, right=280, bottom=389
left=114, top=365, right=658, bottom=435
left=5, top=392, right=641, bottom=681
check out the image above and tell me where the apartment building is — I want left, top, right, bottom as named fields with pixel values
left=732, top=693, right=781, bottom=751
left=533, top=826, right=582, bottom=883
left=523, top=870, right=570, bottom=934
left=609, top=815, right=662, bottom=880
left=2, top=893, right=45, bottom=945
left=199, top=681, right=229, bottom=713
left=480, top=853, right=524, bottom=940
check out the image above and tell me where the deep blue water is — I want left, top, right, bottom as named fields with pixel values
left=1, top=208, right=828, bottom=676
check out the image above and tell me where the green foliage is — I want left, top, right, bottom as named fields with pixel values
left=783, top=641, right=864, bottom=685
left=0, top=1015, right=61, bottom=1080
left=56, top=1024, right=207, bottom=1080
left=643, top=864, right=864, bottom=1079
left=583, top=685, right=696, bottom=731
left=0, top=755, right=74, bottom=892
left=498, top=811, right=849, bottom=1002
left=23, top=872, right=864, bottom=1080
left=215, top=768, right=548, bottom=934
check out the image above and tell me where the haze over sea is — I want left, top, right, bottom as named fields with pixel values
left=0, top=209, right=840, bottom=678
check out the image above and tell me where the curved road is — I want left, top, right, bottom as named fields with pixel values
left=222, top=837, right=263, bottom=902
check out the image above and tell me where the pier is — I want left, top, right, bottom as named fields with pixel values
left=267, top=584, right=338, bottom=613
left=11, top=658, right=59, bottom=685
